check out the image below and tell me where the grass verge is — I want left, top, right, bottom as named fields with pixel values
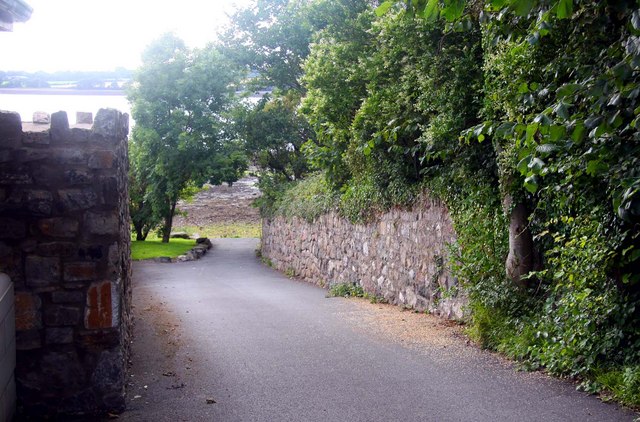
left=172, top=222, right=261, bottom=239
left=131, top=238, right=195, bottom=261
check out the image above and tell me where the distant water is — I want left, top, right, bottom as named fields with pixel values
left=0, top=89, right=131, bottom=124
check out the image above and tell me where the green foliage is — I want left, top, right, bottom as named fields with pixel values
left=235, top=91, right=311, bottom=181
left=521, top=216, right=638, bottom=377
left=130, top=239, right=195, bottom=261
left=428, top=175, right=512, bottom=310
left=208, top=142, right=249, bottom=187
left=328, top=282, right=365, bottom=298
left=594, top=365, right=640, bottom=406
left=128, top=33, right=243, bottom=242
left=221, top=0, right=314, bottom=91
left=129, top=137, right=161, bottom=241
left=339, top=163, right=419, bottom=223
left=227, top=0, right=640, bottom=405
left=263, top=172, right=338, bottom=221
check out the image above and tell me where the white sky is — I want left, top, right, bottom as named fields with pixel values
left=1, top=0, right=250, bottom=72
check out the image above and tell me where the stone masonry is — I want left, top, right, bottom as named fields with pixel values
left=262, top=197, right=467, bottom=319
left=0, top=109, right=132, bottom=416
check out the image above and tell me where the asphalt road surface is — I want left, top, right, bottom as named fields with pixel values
left=120, top=238, right=636, bottom=422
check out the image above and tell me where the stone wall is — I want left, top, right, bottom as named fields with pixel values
left=261, top=197, right=466, bottom=319
left=0, top=109, right=132, bottom=416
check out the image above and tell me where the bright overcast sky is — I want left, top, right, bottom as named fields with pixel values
left=1, top=0, right=250, bottom=72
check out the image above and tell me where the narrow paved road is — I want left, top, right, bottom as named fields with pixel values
left=121, top=238, right=635, bottom=422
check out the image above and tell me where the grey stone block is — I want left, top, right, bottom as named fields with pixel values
left=43, top=305, right=81, bottom=326
left=25, top=256, right=60, bottom=287
left=50, top=111, right=70, bottom=142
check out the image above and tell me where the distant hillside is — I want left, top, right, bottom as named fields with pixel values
left=0, top=69, right=133, bottom=90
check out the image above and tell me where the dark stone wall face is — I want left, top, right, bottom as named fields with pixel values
left=0, top=109, right=132, bottom=416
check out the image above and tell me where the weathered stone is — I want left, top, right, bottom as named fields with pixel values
left=78, top=330, right=120, bottom=349
left=40, top=350, right=85, bottom=391
left=58, top=188, right=98, bottom=212
left=88, top=151, right=115, bottom=169
left=0, top=111, right=22, bottom=145
left=0, top=105, right=132, bottom=417
left=16, top=330, right=41, bottom=350
left=44, top=305, right=81, bottom=326
left=45, top=327, right=74, bottom=344
left=32, top=111, right=50, bottom=124
left=92, top=109, right=127, bottom=139
left=261, top=196, right=465, bottom=319
left=85, top=212, right=118, bottom=236
left=22, top=131, right=49, bottom=145
left=78, top=245, right=104, bottom=261
left=50, top=111, right=70, bottom=142
left=91, top=349, right=123, bottom=393
left=56, top=149, right=86, bottom=165
left=193, top=245, right=207, bottom=258
left=15, top=292, right=42, bottom=331
left=63, top=262, right=97, bottom=282
left=0, top=241, right=12, bottom=259
left=98, top=176, right=118, bottom=205
left=0, top=150, right=11, bottom=163
left=0, top=168, right=32, bottom=185
left=69, top=127, right=90, bottom=143
left=20, top=238, right=36, bottom=253
left=0, top=218, right=26, bottom=239
left=85, top=281, right=113, bottom=329
left=196, top=237, right=213, bottom=249
left=170, top=232, right=191, bottom=239
left=76, top=112, right=93, bottom=124
left=37, top=218, right=79, bottom=238
left=51, top=290, right=84, bottom=303
left=25, top=189, right=53, bottom=216
left=25, top=256, right=60, bottom=287
left=63, top=169, right=92, bottom=185
left=22, top=147, right=49, bottom=162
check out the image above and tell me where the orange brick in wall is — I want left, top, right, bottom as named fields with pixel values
left=86, top=281, right=112, bottom=329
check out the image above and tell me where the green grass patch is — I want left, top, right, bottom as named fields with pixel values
left=593, top=366, right=640, bottom=407
left=172, top=223, right=261, bottom=239
left=131, top=238, right=195, bottom=261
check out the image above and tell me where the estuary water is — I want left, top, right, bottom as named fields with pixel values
left=0, top=89, right=131, bottom=124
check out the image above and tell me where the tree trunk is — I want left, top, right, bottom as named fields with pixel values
left=504, top=197, right=534, bottom=288
left=161, top=200, right=178, bottom=243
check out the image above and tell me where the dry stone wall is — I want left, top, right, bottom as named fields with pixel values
left=0, top=109, right=132, bottom=416
left=262, top=197, right=467, bottom=319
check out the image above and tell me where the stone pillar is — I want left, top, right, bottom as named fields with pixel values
left=0, top=109, right=132, bottom=417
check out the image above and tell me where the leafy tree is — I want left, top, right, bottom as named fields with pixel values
left=251, top=0, right=640, bottom=403
left=221, top=0, right=314, bottom=92
left=223, top=1, right=374, bottom=205
left=129, top=134, right=160, bottom=241
left=236, top=91, right=311, bottom=181
left=128, top=33, right=241, bottom=242
left=208, top=140, right=250, bottom=187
